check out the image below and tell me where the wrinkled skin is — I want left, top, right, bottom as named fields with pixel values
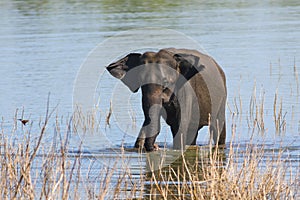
left=106, top=48, right=227, bottom=152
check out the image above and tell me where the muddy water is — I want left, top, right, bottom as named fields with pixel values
left=0, top=0, right=299, bottom=198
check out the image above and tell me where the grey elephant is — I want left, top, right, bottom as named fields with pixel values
left=106, top=48, right=227, bottom=152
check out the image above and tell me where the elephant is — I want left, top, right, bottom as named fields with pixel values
left=106, top=48, right=227, bottom=152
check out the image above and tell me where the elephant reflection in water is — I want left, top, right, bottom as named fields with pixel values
left=143, top=146, right=226, bottom=198
left=106, top=48, right=227, bottom=151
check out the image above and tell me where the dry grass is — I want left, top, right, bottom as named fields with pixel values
left=144, top=139, right=299, bottom=199
left=1, top=82, right=300, bottom=199
left=273, top=90, right=287, bottom=134
left=1, top=108, right=299, bottom=200
left=244, top=82, right=266, bottom=132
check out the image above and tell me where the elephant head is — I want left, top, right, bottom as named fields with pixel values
left=106, top=49, right=205, bottom=151
left=107, top=49, right=204, bottom=100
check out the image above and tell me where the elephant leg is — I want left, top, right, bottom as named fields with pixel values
left=172, top=118, right=197, bottom=150
left=170, top=122, right=179, bottom=136
left=170, top=122, right=184, bottom=150
left=171, top=92, right=199, bottom=149
left=134, top=117, right=151, bottom=149
left=218, top=121, right=226, bottom=145
left=134, top=123, right=160, bottom=151
left=186, top=126, right=201, bottom=146
left=134, top=117, right=160, bottom=151
left=163, top=103, right=183, bottom=150
left=209, top=120, right=221, bottom=145
left=173, top=132, right=185, bottom=150
left=210, top=121, right=226, bottom=145
left=185, top=118, right=200, bottom=146
left=134, top=130, right=145, bottom=149
left=172, top=124, right=198, bottom=149
left=217, top=99, right=226, bottom=145
left=144, top=133, right=159, bottom=151
left=210, top=105, right=226, bottom=146
left=135, top=103, right=162, bottom=151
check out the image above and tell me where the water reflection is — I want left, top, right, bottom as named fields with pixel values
left=142, top=146, right=226, bottom=198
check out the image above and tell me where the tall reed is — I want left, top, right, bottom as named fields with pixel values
left=0, top=96, right=299, bottom=199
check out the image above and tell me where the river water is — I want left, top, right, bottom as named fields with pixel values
left=0, top=0, right=299, bottom=198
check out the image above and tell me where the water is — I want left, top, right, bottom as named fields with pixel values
left=0, top=0, right=300, bottom=198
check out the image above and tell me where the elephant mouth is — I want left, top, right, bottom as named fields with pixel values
left=162, top=91, right=177, bottom=106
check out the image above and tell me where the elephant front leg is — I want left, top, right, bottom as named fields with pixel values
left=169, top=122, right=184, bottom=150
left=171, top=118, right=192, bottom=150
left=134, top=124, right=159, bottom=151
left=134, top=130, right=145, bottom=149
left=135, top=104, right=162, bottom=152
left=172, top=121, right=198, bottom=150
left=171, top=97, right=199, bottom=150
left=136, top=124, right=159, bottom=152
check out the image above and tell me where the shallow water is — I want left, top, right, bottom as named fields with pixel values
left=0, top=0, right=300, bottom=198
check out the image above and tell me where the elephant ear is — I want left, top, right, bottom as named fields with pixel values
left=106, top=53, right=141, bottom=79
left=173, top=53, right=205, bottom=80
left=106, top=53, right=142, bottom=93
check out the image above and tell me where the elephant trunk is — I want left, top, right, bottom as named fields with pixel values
left=135, top=86, right=163, bottom=151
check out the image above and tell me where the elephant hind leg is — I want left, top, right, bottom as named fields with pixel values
left=209, top=117, right=226, bottom=146
left=218, top=121, right=226, bottom=145
left=210, top=96, right=226, bottom=146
